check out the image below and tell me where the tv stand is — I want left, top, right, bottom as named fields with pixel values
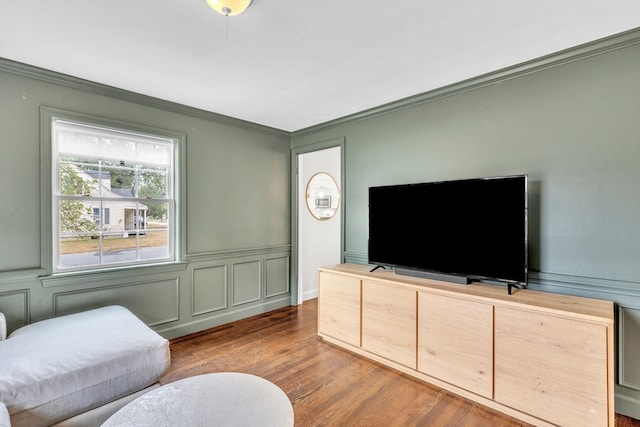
left=317, top=263, right=614, bottom=427
left=395, top=268, right=471, bottom=285
left=507, top=281, right=522, bottom=295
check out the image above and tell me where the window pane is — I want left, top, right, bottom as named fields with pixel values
left=144, top=202, right=169, bottom=226
left=59, top=200, right=98, bottom=235
left=139, top=229, right=170, bottom=261
left=101, top=235, right=138, bottom=264
left=59, top=235, right=101, bottom=271
left=58, top=163, right=98, bottom=196
left=137, top=201, right=170, bottom=260
left=138, top=168, right=169, bottom=199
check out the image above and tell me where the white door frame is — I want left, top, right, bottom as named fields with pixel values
left=290, top=137, right=344, bottom=306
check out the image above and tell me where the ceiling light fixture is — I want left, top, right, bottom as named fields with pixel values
left=205, top=0, right=253, bottom=17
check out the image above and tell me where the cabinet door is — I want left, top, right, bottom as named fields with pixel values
left=318, top=271, right=361, bottom=347
left=418, top=293, right=493, bottom=398
left=494, top=306, right=609, bottom=427
left=361, top=281, right=417, bottom=368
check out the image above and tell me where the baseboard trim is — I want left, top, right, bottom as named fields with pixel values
left=615, top=386, right=640, bottom=420
left=154, top=296, right=291, bottom=339
left=302, top=289, right=318, bottom=301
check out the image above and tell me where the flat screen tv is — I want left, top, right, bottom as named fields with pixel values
left=368, top=175, right=527, bottom=290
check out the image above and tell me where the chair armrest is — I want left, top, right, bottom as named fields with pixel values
left=0, top=312, right=6, bottom=340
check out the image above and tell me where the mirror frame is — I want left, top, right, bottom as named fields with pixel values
left=305, top=172, right=340, bottom=220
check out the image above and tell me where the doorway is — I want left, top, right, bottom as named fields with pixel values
left=295, top=143, right=342, bottom=305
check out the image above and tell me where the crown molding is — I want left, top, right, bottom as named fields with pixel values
left=293, top=27, right=640, bottom=136
left=2, top=27, right=638, bottom=139
left=0, top=57, right=290, bottom=137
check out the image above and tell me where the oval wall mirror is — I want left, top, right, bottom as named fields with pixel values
left=306, top=172, right=340, bottom=220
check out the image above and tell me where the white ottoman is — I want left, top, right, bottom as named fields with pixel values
left=102, top=373, right=294, bottom=427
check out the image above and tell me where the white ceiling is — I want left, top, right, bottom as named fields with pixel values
left=1, top=1, right=639, bottom=132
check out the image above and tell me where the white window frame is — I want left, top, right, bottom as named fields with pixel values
left=40, top=107, right=185, bottom=276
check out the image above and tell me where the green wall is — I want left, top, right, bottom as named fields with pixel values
left=0, top=60, right=292, bottom=339
left=292, top=30, right=640, bottom=418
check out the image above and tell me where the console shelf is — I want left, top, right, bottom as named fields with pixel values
left=317, top=263, right=614, bottom=427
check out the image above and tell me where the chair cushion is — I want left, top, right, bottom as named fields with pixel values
left=0, top=306, right=170, bottom=427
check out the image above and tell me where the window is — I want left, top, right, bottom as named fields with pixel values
left=93, top=208, right=110, bottom=225
left=51, top=117, right=177, bottom=272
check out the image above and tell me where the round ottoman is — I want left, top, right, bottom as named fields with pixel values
left=102, top=372, right=294, bottom=427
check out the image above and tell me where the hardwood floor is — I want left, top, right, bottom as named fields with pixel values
left=160, top=299, right=639, bottom=427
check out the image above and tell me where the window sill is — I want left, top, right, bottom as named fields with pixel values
left=40, top=261, right=188, bottom=288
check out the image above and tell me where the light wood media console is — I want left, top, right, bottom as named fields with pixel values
left=317, top=264, right=615, bottom=427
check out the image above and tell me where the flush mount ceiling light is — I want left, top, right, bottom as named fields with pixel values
left=205, top=0, right=253, bottom=16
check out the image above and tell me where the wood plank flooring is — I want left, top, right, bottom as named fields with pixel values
left=160, top=299, right=639, bottom=427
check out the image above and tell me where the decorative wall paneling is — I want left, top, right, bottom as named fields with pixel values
left=619, top=307, right=640, bottom=392
left=0, top=250, right=291, bottom=340
left=192, top=265, right=228, bottom=316
left=0, top=290, right=29, bottom=331
left=52, top=278, right=180, bottom=326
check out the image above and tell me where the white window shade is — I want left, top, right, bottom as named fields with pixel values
left=54, top=120, right=172, bottom=167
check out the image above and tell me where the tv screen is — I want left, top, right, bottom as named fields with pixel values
left=368, top=175, right=527, bottom=286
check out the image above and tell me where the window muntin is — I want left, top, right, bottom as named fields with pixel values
left=52, top=119, right=175, bottom=272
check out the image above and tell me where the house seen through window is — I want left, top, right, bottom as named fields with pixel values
left=52, top=119, right=175, bottom=272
